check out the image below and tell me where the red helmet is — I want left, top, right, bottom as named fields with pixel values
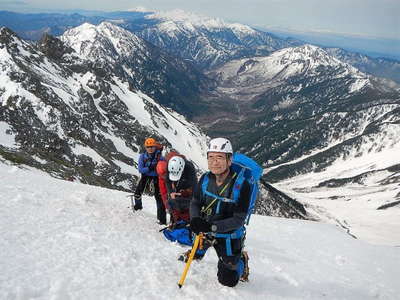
left=156, top=160, right=167, bottom=177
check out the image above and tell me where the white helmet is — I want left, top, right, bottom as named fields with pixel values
left=207, top=138, right=233, bottom=154
left=168, top=156, right=185, bottom=181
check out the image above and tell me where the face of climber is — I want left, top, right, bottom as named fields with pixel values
left=207, top=152, right=231, bottom=175
left=146, top=146, right=156, bottom=154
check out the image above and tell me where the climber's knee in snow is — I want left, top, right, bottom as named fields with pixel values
left=217, top=260, right=239, bottom=287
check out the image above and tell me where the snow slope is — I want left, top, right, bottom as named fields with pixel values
left=1, top=163, right=399, bottom=299
left=275, top=142, right=400, bottom=247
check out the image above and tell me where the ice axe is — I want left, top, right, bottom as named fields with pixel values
left=178, top=233, right=203, bottom=288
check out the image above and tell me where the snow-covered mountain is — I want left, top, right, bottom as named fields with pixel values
left=208, top=44, right=371, bottom=101
left=60, top=22, right=212, bottom=116
left=0, top=26, right=208, bottom=190
left=125, top=9, right=302, bottom=70
left=1, top=163, right=399, bottom=299
left=204, top=45, right=399, bottom=165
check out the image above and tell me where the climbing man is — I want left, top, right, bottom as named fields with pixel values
left=134, top=138, right=166, bottom=225
left=166, top=155, right=197, bottom=224
left=189, top=137, right=251, bottom=287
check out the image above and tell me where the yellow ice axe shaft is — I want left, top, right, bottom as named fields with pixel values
left=178, top=233, right=203, bottom=288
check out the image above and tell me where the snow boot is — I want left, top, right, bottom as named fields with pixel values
left=240, top=251, right=250, bottom=282
left=133, top=195, right=143, bottom=211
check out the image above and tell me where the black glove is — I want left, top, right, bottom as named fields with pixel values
left=148, top=164, right=156, bottom=171
left=190, top=217, right=211, bottom=234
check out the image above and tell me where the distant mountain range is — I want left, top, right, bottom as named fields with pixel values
left=1, top=10, right=399, bottom=84
left=129, top=10, right=302, bottom=70
left=266, top=27, right=400, bottom=61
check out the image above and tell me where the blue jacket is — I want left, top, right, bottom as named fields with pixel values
left=138, top=150, right=163, bottom=177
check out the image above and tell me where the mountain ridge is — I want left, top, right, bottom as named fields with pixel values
left=0, top=26, right=209, bottom=191
left=60, top=21, right=213, bottom=116
left=1, top=9, right=399, bottom=84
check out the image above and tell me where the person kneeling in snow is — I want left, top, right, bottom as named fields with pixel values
left=161, top=153, right=198, bottom=246
left=189, top=138, right=250, bottom=287
left=166, top=155, right=197, bottom=225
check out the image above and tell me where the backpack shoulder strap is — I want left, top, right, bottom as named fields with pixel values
left=231, top=167, right=246, bottom=203
left=201, top=172, right=210, bottom=196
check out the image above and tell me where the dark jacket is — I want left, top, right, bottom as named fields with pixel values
left=166, top=160, right=197, bottom=211
left=190, top=169, right=250, bottom=233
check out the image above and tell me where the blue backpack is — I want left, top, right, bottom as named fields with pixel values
left=230, top=152, right=263, bottom=224
left=162, top=221, right=192, bottom=246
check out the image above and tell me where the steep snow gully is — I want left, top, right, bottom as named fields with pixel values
left=1, top=164, right=399, bottom=299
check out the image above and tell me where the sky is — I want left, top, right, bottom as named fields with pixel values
left=0, top=0, right=399, bottom=40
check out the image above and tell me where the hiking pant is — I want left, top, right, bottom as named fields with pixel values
left=169, top=196, right=190, bottom=223
left=215, top=236, right=246, bottom=287
left=134, top=175, right=166, bottom=224
left=197, top=235, right=246, bottom=287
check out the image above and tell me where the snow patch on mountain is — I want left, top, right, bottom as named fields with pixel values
left=349, top=78, right=369, bottom=93
left=0, top=121, right=15, bottom=147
